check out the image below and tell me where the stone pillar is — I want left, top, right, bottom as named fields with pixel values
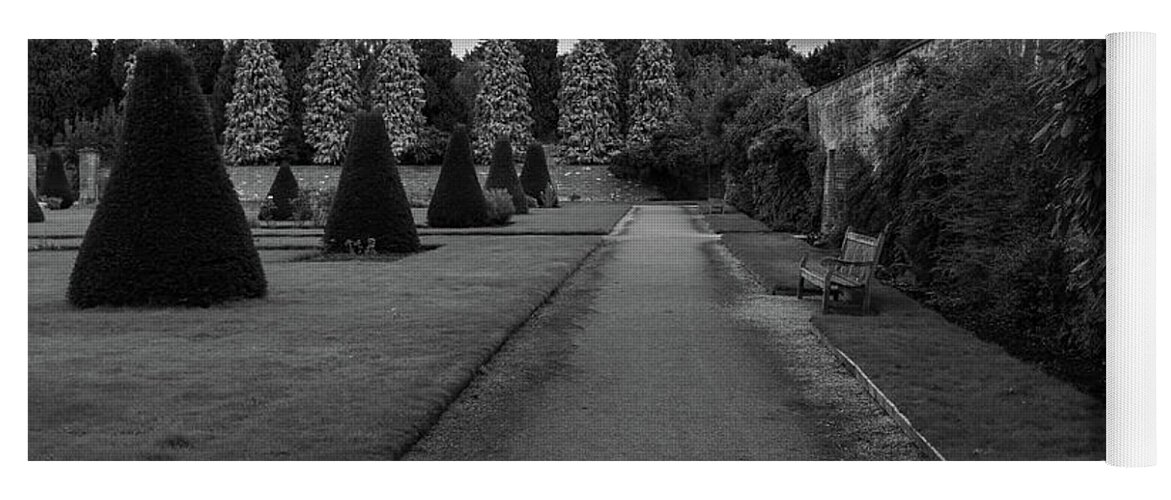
left=79, top=148, right=100, bottom=204
left=28, top=153, right=37, bottom=195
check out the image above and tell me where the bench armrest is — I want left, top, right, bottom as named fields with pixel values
left=820, top=257, right=876, bottom=268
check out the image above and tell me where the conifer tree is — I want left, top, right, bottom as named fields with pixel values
left=262, top=164, right=300, bottom=221
left=427, top=125, right=490, bottom=228
left=485, top=138, right=528, bottom=214
left=370, top=40, right=427, bottom=157
left=211, top=40, right=243, bottom=144
left=223, top=39, right=289, bottom=165
left=558, top=39, right=622, bottom=164
left=304, top=39, right=361, bottom=165
left=68, top=43, right=266, bottom=307
left=324, top=110, right=420, bottom=253
left=472, top=40, right=533, bottom=162
left=29, top=189, right=45, bottom=223
left=627, top=39, right=682, bottom=146
left=520, top=142, right=556, bottom=207
left=41, top=150, right=75, bottom=209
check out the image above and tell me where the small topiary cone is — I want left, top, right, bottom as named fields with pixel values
left=520, top=142, right=556, bottom=207
left=41, top=150, right=75, bottom=209
left=484, top=138, right=528, bottom=214
left=264, top=163, right=301, bottom=220
left=67, top=42, right=266, bottom=308
left=427, top=124, right=490, bottom=228
left=29, top=189, right=44, bottom=223
left=323, top=110, right=421, bottom=253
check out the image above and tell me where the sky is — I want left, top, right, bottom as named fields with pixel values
left=449, top=39, right=829, bottom=58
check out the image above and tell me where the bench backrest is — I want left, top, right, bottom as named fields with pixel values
left=839, top=224, right=890, bottom=284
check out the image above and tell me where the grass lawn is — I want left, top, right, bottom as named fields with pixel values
left=30, top=203, right=633, bottom=246
left=28, top=235, right=604, bottom=460
left=710, top=211, right=1105, bottom=461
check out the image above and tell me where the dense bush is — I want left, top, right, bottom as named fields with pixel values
left=41, top=150, right=75, bottom=209
left=258, top=164, right=301, bottom=221
left=29, top=189, right=45, bottom=223
left=324, top=111, right=420, bottom=253
left=558, top=39, right=621, bottom=164
left=839, top=47, right=1101, bottom=391
left=398, top=126, right=449, bottom=165
left=610, top=118, right=714, bottom=200
left=427, top=125, right=490, bottom=227
left=303, top=39, right=360, bottom=165
left=484, top=188, right=516, bottom=225
left=484, top=138, right=528, bottom=214
left=223, top=40, right=289, bottom=165
left=68, top=43, right=266, bottom=307
left=520, top=142, right=557, bottom=207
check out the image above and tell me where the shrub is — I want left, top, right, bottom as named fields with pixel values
left=40, top=150, right=75, bottom=209
left=427, top=124, right=490, bottom=227
left=324, top=111, right=421, bottom=253
left=484, top=188, right=515, bottom=225
left=29, top=189, right=45, bottom=223
left=399, top=126, right=449, bottom=165
left=558, top=39, right=621, bottom=164
left=223, top=40, right=289, bottom=165
left=520, top=142, right=554, bottom=205
left=484, top=138, right=528, bottom=214
left=68, top=43, right=267, bottom=307
left=610, top=118, right=713, bottom=200
left=258, top=164, right=301, bottom=221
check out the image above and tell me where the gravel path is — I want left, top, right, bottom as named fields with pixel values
left=404, top=206, right=923, bottom=460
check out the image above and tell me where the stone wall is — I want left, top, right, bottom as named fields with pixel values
left=806, top=39, right=1043, bottom=233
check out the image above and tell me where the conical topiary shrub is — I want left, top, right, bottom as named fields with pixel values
left=29, top=189, right=44, bottom=223
left=484, top=138, right=528, bottom=214
left=41, top=150, right=75, bottom=209
left=324, top=110, right=421, bottom=254
left=427, top=124, right=490, bottom=228
left=260, top=163, right=301, bottom=221
left=67, top=43, right=266, bottom=308
left=520, top=142, right=557, bottom=207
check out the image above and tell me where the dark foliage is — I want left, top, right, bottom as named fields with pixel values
left=68, top=43, right=266, bottom=308
left=601, top=40, right=642, bottom=137
left=175, top=40, right=225, bottom=94
left=611, top=119, right=714, bottom=200
left=85, top=40, right=121, bottom=112
left=41, top=150, right=75, bottom=208
left=669, top=39, right=794, bottom=87
left=29, top=189, right=45, bottom=223
left=519, top=141, right=554, bottom=203
left=514, top=40, right=561, bottom=142
left=795, top=39, right=920, bottom=87
left=399, top=126, right=449, bottom=165
left=427, top=125, right=490, bottom=227
left=211, top=40, right=243, bottom=144
left=324, top=111, right=421, bottom=252
left=260, top=164, right=301, bottom=221
left=411, top=39, right=467, bottom=131
left=485, top=138, right=528, bottom=214
left=271, top=39, right=319, bottom=164
left=28, top=39, right=93, bottom=146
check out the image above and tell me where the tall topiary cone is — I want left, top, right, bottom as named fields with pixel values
left=264, top=163, right=301, bottom=220
left=484, top=138, right=528, bottom=214
left=324, top=110, right=420, bottom=253
left=29, top=189, right=45, bottom=223
left=68, top=43, right=266, bottom=308
left=41, top=150, right=75, bottom=209
left=520, top=142, right=556, bottom=207
left=427, top=124, right=489, bottom=228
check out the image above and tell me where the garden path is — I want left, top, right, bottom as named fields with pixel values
left=405, top=205, right=915, bottom=460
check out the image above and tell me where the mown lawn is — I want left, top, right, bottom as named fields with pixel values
left=711, top=211, right=1105, bottom=461
left=28, top=234, right=604, bottom=460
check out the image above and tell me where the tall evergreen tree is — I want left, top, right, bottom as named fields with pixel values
left=223, top=39, right=289, bottom=165
left=110, top=39, right=144, bottom=106
left=627, top=39, right=682, bottom=146
left=68, top=43, right=266, bottom=307
left=175, top=39, right=225, bottom=93
left=427, top=125, right=490, bottom=228
left=411, top=39, right=465, bottom=131
left=472, top=40, right=533, bottom=162
left=211, top=40, right=243, bottom=144
left=370, top=40, right=427, bottom=157
left=558, top=39, right=621, bottom=164
left=271, top=39, right=319, bottom=164
left=28, top=39, right=93, bottom=146
left=324, top=110, right=420, bottom=253
left=485, top=138, right=528, bottom=214
left=601, top=39, right=641, bottom=137
left=303, top=39, right=361, bottom=165
left=514, top=39, right=561, bottom=142
left=85, top=39, right=121, bottom=113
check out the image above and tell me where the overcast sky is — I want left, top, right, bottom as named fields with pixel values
left=450, top=39, right=829, bottom=58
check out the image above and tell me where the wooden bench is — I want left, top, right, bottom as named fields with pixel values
left=797, top=224, right=891, bottom=313
left=706, top=195, right=726, bottom=214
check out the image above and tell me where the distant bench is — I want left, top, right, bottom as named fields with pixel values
left=797, top=224, right=890, bottom=314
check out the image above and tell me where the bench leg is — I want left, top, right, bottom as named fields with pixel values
left=821, top=284, right=831, bottom=313
left=863, top=285, right=872, bottom=314
left=797, top=276, right=804, bottom=299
